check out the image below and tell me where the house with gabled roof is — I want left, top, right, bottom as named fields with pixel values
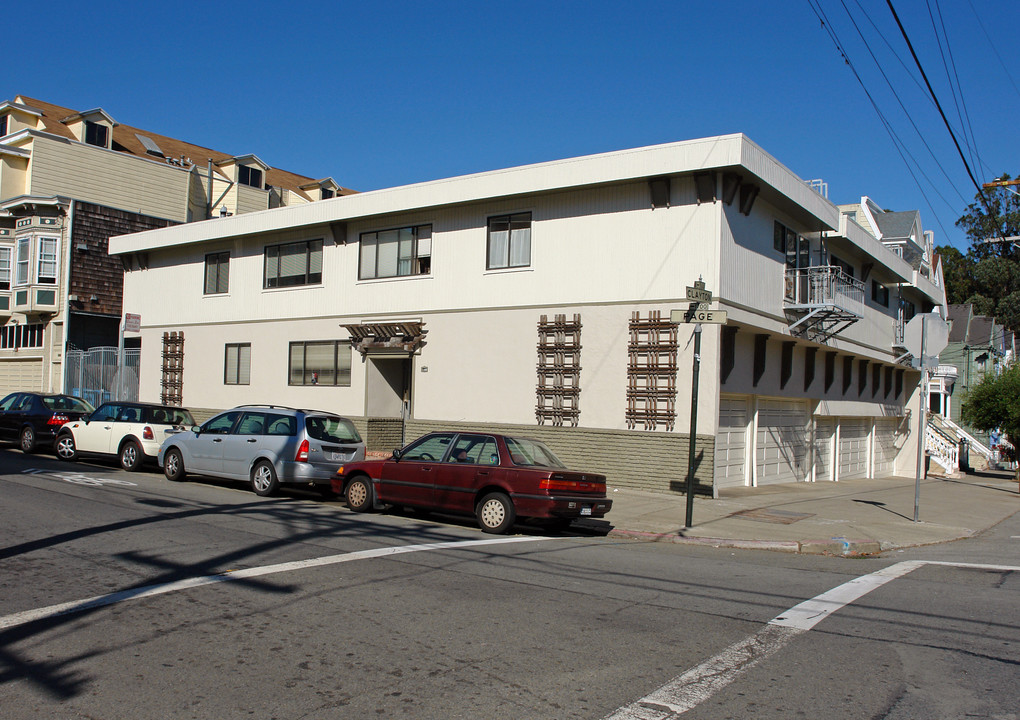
left=0, top=94, right=353, bottom=398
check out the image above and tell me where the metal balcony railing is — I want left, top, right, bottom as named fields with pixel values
left=784, top=266, right=865, bottom=312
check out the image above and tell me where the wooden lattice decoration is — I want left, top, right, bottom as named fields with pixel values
left=160, top=331, right=184, bottom=407
left=626, top=311, right=678, bottom=431
left=536, top=314, right=581, bottom=427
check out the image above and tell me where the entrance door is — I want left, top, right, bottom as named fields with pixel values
left=367, top=356, right=412, bottom=446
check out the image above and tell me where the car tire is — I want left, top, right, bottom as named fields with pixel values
left=20, top=426, right=37, bottom=454
left=55, top=433, right=77, bottom=461
left=476, top=492, right=516, bottom=534
left=345, top=476, right=374, bottom=512
left=163, top=448, right=186, bottom=482
left=119, top=440, right=143, bottom=471
left=251, top=460, right=279, bottom=497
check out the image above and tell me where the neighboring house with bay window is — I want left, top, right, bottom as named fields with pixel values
left=0, top=95, right=352, bottom=398
left=110, top=135, right=946, bottom=494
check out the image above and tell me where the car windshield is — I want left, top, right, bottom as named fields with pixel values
left=505, top=437, right=567, bottom=468
left=41, top=396, right=94, bottom=413
left=306, top=416, right=362, bottom=443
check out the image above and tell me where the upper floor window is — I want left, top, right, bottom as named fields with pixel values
left=359, top=225, right=432, bottom=279
left=36, top=237, right=58, bottom=284
left=264, top=239, right=322, bottom=288
left=238, top=165, right=263, bottom=189
left=15, top=237, right=30, bottom=285
left=871, top=280, right=889, bottom=307
left=205, top=251, right=229, bottom=294
left=321, top=188, right=335, bottom=200
left=0, top=115, right=7, bottom=137
left=487, top=212, right=531, bottom=270
left=0, top=246, right=10, bottom=290
left=830, top=254, right=854, bottom=278
left=84, top=121, right=108, bottom=148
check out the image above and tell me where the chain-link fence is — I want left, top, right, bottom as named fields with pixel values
left=65, top=346, right=140, bottom=408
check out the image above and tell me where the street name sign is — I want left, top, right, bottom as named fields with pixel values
left=671, top=308, right=728, bottom=324
left=686, top=286, right=713, bottom=303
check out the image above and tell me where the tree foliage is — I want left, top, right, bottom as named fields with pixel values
left=961, top=364, right=1020, bottom=441
left=937, top=245, right=974, bottom=304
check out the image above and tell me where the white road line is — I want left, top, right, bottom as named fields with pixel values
left=604, top=560, right=1020, bottom=719
left=0, top=536, right=550, bottom=631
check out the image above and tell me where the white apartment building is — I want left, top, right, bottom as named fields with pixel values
left=110, top=135, right=945, bottom=493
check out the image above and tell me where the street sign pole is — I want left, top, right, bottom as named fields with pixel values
left=684, top=322, right=702, bottom=529
left=913, top=314, right=927, bottom=523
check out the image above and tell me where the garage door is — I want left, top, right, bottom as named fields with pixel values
left=755, top=398, right=809, bottom=485
left=872, top=418, right=901, bottom=476
left=838, top=419, right=870, bottom=480
left=0, top=358, right=44, bottom=397
left=715, top=395, right=749, bottom=489
left=814, top=417, right=835, bottom=482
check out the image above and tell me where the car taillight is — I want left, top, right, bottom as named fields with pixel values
left=296, top=439, right=309, bottom=462
left=143, top=426, right=154, bottom=440
left=47, top=414, right=69, bottom=426
left=539, top=477, right=603, bottom=492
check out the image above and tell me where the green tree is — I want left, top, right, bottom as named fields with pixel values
left=964, top=293, right=996, bottom=316
left=937, top=245, right=975, bottom=304
left=997, top=291, right=1020, bottom=332
left=957, top=174, right=1020, bottom=261
left=961, top=364, right=1020, bottom=478
left=973, top=256, right=1020, bottom=299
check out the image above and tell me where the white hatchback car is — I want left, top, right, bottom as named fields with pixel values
left=56, top=402, right=195, bottom=471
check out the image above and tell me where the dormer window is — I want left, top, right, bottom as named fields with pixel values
left=84, top=121, right=109, bottom=148
left=238, top=165, right=263, bottom=189
left=321, top=188, right=334, bottom=200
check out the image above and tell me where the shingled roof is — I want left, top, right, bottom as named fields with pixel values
left=13, top=95, right=356, bottom=201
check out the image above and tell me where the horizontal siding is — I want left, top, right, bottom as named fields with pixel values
left=28, top=137, right=190, bottom=222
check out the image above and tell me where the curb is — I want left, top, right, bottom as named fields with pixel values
left=607, top=528, right=881, bottom=556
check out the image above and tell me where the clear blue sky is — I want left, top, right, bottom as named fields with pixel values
left=4, top=0, right=1017, bottom=251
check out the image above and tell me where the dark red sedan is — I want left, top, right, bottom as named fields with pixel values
left=332, top=432, right=612, bottom=533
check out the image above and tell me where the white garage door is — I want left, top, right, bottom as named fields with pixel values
left=873, top=418, right=901, bottom=476
left=814, top=418, right=836, bottom=482
left=838, top=419, right=870, bottom=480
left=0, top=358, right=44, bottom=397
left=715, top=395, right=749, bottom=489
left=755, top=398, right=809, bottom=485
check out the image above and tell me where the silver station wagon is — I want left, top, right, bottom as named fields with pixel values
left=158, top=405, right=365, bottom=496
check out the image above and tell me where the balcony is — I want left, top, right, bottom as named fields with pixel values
left=784, top=266, right=864, bottom=342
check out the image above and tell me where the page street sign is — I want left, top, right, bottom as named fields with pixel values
left=671, top=308, right=728, bottom=324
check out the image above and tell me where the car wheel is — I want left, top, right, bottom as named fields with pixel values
left=251, top=460, right=279, bottom=497
left=55, top=433, right=77, bottom=461
left=20, top=426, right=37, bottom=454
left=345, top=476, right=374, bottom=512
left=119, top=440, right=143, bottom=471
left=164, top=448, right=186, bottom=482
left=476, top=492, right=516, bottom=534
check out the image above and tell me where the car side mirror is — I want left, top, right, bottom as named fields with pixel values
left=391, top=448, right=402, bottom=461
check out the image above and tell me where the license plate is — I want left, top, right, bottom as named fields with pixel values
left=330, top=452, right=348, bottom=462
left=580, top=506, right=592, bottom=516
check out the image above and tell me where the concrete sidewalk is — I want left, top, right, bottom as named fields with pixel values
left=578, top=469, right=1020, bottom=555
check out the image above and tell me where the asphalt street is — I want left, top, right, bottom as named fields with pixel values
left=1, top=448, right=1017, bottom=719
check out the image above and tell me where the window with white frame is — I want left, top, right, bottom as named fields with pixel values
left=0, top=246, right=10, bottom=290
left=487, top=212, right=531, bottom=270
left=205, top=251, right=229, bottom=294
left=36, top=237, right=58, bottom=284
left=359, top=225, right=432, bottom=279
left=15, top=237, right=30, bottom=285
left=288, top=340, right=352, bottom=386
left=0, top=323, right=43, bottom=349
left=84, top=121, right=109, bottom=148
left=264, top=239, right=322, bottom=288
left=224, top=343, right=251, bottom=385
